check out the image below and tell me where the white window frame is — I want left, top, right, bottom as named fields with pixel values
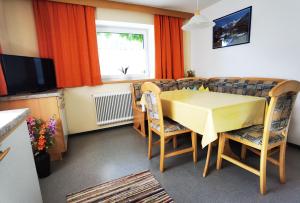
left=96, top=20, right=154, bottom=81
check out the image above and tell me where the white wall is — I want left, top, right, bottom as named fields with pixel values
left=64, top=84, right=132, bottom=134
left=191, top=0, right=300, bottom=144
left=0, top=0, right=38, bottom=56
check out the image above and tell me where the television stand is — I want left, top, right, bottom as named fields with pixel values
left=0, top=90, right=68, bottom=161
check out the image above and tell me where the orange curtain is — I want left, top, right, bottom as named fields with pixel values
left=154, top=15, right=184, bottom=79
left=32, top=0, right=102, bottom=88
left=0, top=46, right=7, bottom=96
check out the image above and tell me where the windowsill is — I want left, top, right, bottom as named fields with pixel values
left=102, top=78, right=155, bottom=84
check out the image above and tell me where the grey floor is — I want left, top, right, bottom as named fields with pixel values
left=40, top=125, right=300, bottom=203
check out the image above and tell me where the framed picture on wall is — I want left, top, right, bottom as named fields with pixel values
left=213, top=6, right=252, bottom=49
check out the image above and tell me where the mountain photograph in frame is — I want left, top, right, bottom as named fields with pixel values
left=213, top=7, right=252, bottom=49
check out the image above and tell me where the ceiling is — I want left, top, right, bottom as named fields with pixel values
left=110, top=0, right=222, bottom=13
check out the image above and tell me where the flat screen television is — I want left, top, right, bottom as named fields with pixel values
left=0, top=54, right=57, bottom=95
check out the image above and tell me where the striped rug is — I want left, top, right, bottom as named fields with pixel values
left=66, top=170, right=174, bottom=203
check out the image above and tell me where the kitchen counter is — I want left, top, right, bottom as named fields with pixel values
left=0, top=108, right=29, bottom=142
left=0, top=108, right=43, bottom=203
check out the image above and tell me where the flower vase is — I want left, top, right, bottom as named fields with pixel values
left=34, top=151, right=51, bottom=178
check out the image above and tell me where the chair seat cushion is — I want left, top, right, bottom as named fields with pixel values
left=225, top=125, right=285, bottom=145
left=151, top=118, right=188, bottom=133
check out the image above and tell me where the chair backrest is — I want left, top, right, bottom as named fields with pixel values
left=131, top=82, right=143, bottom=107
left=131, top=79, right=176, bottom=107
left=262, top=80, right=300, bottom=146
left=141, top=82, right=164, bottom=133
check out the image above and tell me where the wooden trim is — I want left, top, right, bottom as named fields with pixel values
left=243, top=77, right=285, bottom=82
left=0, top=147, right=10, bottom=161
left=164, top=147, right=194, bottom=158
left=222, top=133, right=261, bottom=150
left=269, top=80, right=300, bottom=97
left=104, top=78, right=156, bottom=85
left=176, top=77, right=207, bottom=81
left=208, top=77, right=286, bottom=82
left=246, top=147, right=280, bottom=166
left=221, top=154, right=260, bottom=176
left=50, top=0, right=193, bottom=19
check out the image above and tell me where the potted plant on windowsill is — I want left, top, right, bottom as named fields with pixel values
left=27, top=116, right=56, bottom=178
left=119, top=66, right=129, bottom=80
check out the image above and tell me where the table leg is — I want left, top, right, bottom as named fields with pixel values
left=203, top=143, right=212, bottom=177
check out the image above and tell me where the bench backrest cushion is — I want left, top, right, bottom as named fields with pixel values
left=177, top=78, right=207, bottom=90
left=153, top=80, right=178, bottom=91
left=207, top=78, right=281, bottom=102
left=132, top=80, right=178, bottom=102
left=206, top=78, right=240, bottom=93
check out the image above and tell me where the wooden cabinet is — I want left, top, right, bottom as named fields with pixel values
left=0, top=92, right=68, bottom=160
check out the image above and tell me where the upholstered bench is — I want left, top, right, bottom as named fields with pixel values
left=131, top=77, right=285, bottom=137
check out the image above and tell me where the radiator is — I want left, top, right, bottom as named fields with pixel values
left=93, top=91, right=133, bottom=125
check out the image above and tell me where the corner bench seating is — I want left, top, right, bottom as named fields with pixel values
left=131, top=77, right=285, bottom=137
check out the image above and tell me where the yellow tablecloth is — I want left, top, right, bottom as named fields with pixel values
left=141, top=90, right=266, bottom=147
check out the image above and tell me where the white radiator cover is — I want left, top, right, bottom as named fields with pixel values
left=93, top=91, right=133, bottom=125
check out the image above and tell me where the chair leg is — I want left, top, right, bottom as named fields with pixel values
left=279, top=142, right=286, bottom=184
left=203, top=143, right=212, bottom=177
left=241, top=144, right=247, bottom=160
left=191, top=132, right=197, bottom=163
left=217, top=135, right=225, bottom=170
left=148, top=129, right=152, bottom=160
left=160, top=137, right=165, bottom=172
left=173, top=136, right=177, bottom=149
left=260, top=149, right=268, bottom=195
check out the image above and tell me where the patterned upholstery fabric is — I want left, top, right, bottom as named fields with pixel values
left=132, top=82, right=143, bottom=102
left=226, top=91, right=297, bottom=145
left=226, top=125, right=284, bottom=145
left=151, top=118, right=187, bottom=133
left=270, top=92, right=297, bottom=133
left=153, top=80, right=178, bottom=91
left=144, top=92, right=160, bottom=120
left=132, top=80, right=178, bottom=103
left=206, top=78, right=240, bottom=93
left=177, top=78, right=206, bottom=90
left=243, top=80, right=279, bottom=97
left=207, top=78, right=280, bottom=102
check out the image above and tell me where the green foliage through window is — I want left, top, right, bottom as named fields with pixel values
left=98, top=32, right=144, bottom=43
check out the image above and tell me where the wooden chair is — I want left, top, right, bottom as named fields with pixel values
left=141, top=82, right=197, bottom=172
left=216, top=80, right=300, bottom=194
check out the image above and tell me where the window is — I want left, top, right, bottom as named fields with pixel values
left=96, top=22, right=154, bottom=81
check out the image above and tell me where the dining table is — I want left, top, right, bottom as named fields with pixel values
left=141, top=89, right=266, bottom=148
